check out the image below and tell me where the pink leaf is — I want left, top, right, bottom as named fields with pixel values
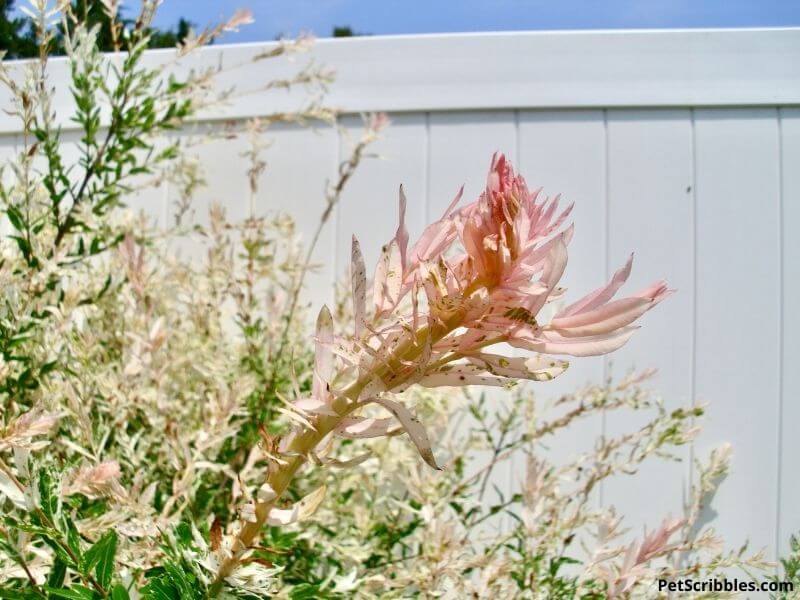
left=351, top=236, right=367, bottom=338
left=512, top=326, right=639, bottom=357
left=558, top=254, right=634, bottom=318
left=396, top=185, right=409, bottom=271
left=314, top=305, right=334, bottom=400
left=550, top=297, right=656, bottom=337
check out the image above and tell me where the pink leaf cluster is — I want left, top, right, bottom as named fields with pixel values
left=604, top=517, right=686, bottom=597
left=375, top=153, right=671, bottom=358
left=292, top=153, right=671, bottom=468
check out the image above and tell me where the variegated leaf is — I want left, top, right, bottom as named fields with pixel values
left=465, top=353, right=568, bottom=382
left=0, top=472, right=26, bottom=509
left=274, top=405, right=315, bottom=430
left=418, top=364, right=508, bottom=388
left=292, top=397, right=338, bottom=416
left=358, top=376, right=386, bottom=402
left=373, top=239, right=402, bottom=315
left=396, top=185, right=410, bottom=270
left=315, top=305, right=334, bottom=386
left=351, top=236, right=367, bottom=338
left=371, top=397, right=441, bottom=470
left=267, top=485, right=327, bottom=526
left=312, top=452, right=372, bottom=468
left=335, top=416, right=400, bottom=439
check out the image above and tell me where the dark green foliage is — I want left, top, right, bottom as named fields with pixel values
left=0, top=0, right=37, bottom=58
left=140, top=524, right=209, bottom=600
left=0, top=14, right=192, bottom=401
left=0, top=0, right=195, bottom=59
left=148, top=18, right=193, bottom=49
left=331, top=26, right=369, bottom=38
left=0, top=468, right=122, bottom=597
left=331, top=26, right=355, bottom=38
left=142, top=562, right=206, bottom=600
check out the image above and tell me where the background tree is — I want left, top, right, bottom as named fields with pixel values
left=0, top=0, right=37, bottom=58
left=0, top=0, right=194, bottom=58
left=332, top=25, right=368, bottom=37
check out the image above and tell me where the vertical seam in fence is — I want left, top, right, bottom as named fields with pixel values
left=689, top=108, right=698, bottom=506
left=162, top=166, right=170, bottom=230
left=248, top=122, right=255, bottom=218
left=510, top=108, right=522, bottom=517
left=333, top=117, right=342, bottom=302
left=775, top=107, right=785, bottom=563
left=424, top=112, right=431, bottom=222
left=600, top=108, right=610, bottom=508
left=160, top=133, right=169, bottom=228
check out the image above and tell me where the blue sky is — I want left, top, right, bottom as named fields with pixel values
left=148, top=0, right=800, bottom=42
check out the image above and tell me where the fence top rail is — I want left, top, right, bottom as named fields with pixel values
left=0, top=28, right=797, bottom=133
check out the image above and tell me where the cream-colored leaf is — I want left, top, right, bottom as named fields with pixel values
left=312, top=452, right=372, bottom=468
left=351, top=236, right=367, bottom=338
left=358, top=377, right=386, bottom=402
left=466, top=353, right=569, bottom=382
left=274, top=406, right=316, bottom=430
left=418, top=364, right=508, bottom=388
left=314, top=305, right=333, bottom=384
left=373, top=239, right=402, bottom=315
left=371, top=397, right=441, bottom=470
left=0, top=472, right=26, bottom=509
left=292, top=397, right=337, bottom=416
left=267, top=485, right=327, bottom=526
left=334, top=416, right=399, bottom=439
left=257, top=483, right=276, bottom=503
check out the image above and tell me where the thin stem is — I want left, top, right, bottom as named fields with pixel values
left=365, top=552, right=422, bottom=570
left=265, top=121, right=380, bottom=396
left=210, top=311, right=463, bottom=595
left=53, top=112, right=118, bottom=250
left=477, top=422, right=510, bottom=503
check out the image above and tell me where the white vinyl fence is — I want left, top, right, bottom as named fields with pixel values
left=1, top=28, right=799, bottom=564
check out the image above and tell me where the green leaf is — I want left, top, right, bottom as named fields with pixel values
left=5, top=205, right=25, bottom=231
left=290, top=584, right=325, bottom=600
left=0, top=589, right=41, bottom=600
left=46, top=556, right=68, bottom=588
left=44, top=585, right=95, bottom=599
left=141, top=577, right=178, bottom=600
left=174, top=523, right=192, bottom=546
left=111, top=584, right=131, bottom=600
left=161, top=562, right=195, bottom=598
left=83, top=530, right=117, bottom=589
left=39, top=360, right=58, bottom=377
left=39, top=534, right=76, bottom=569
left=9, top=235, right=32, bottom=262
left=64, top=516, right=83, bottom=562
left=37, top=468, right=60, bottom=522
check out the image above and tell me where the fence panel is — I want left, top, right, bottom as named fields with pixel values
left=1, top=28, right=798, bottom=562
